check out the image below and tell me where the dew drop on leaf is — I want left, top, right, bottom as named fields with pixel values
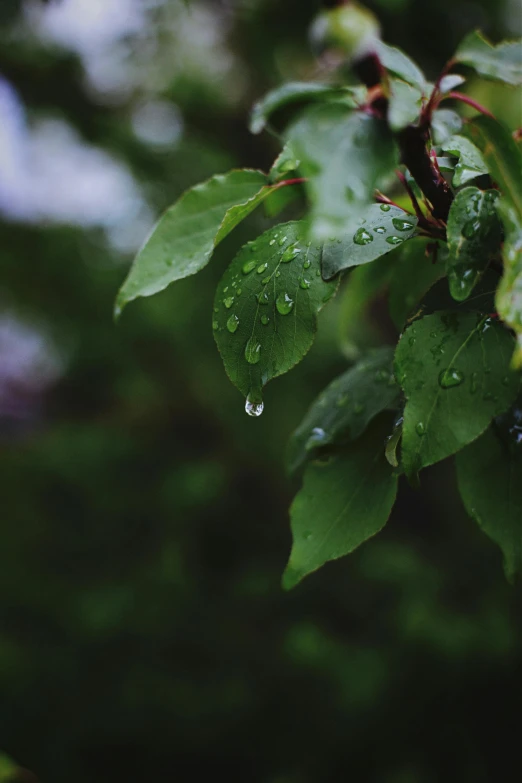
left=415, top=422, right=426, bottom=436
left=353, top=228, right=373, bottom=245
left=260, top=314, right=269, bottom=326
left=257, top=263, right=268, bottom=274
left=462, top=220, right=480, bottom=240
left=281, top=244, right=301, bottom=262
left=276, top=292, right=294, bottom=315
left=380, top=204, right=391, bottom=212
left=278, top=236, right=287, bottom=246
left=226, top=314, right=239, bottom=333
left=261, top=276, right=271, bottom=284
left=245, top=393, right=264, bottom=417
left=224, top=296, right=235, bottom=309
left=299, top=277, right=311, bottom=289
left=245, top=338, right=262, bottom=364
left=257, top=291, right=269, bottom=305
left=438, top=367, right=464, bottom=388
left=392, top=217, right=415, bottom=231
left=374, top=226, right=386, bottom=234
left=386, top=236, right=403, bottom=245
left=212, top=320, right=219, bottom=330
left=303, top=259, right=311, bottom=269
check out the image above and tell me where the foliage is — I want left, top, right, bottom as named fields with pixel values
left=117, top=2, right=522, bottom=589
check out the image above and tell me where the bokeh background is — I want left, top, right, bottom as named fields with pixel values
left=1, top=1, right=521, bottom=781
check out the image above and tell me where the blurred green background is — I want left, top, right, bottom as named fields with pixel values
left=1, top=1, right=521, bottom=781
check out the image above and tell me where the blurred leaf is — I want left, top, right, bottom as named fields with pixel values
left=431, top=108, right=463, bottom=145
left=287, top=347, right=400, bottom=475
left=283, top=418, right=398, bottom=589
left=388, top=78, right=423, bottom=131
left=321, top=203, right=417, bottom=279
left=0, top=753, right=18, bottom=782
left=388, top=238, right=445, bottom=329
left=115, top=170, right=270, bottom=316
left=269, top=143, right=300, bottom=182
left=249, top=82, right=349, bottom=135
left=213, top=222, right=338, bottom=406
left=376, top=40, right=427, bottom=91
left=496, top=200, right=522, bottom=368
left=446, top=187, right=501, bottom=301
left=287, top=104, right=396, bottom=240
left=464, top=116, right=522, bottom=217
left=454, top=30, right=522, bottom=87
left=438, top=74, right=466, bottom=94
left=441, top=135, right=488, bottom=186
left=457, top=420, right=522, bottom=582
left=395, top=311, right=520, bottom=478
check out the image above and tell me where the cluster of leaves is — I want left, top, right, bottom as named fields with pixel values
left=116, top=15, right=522, bottom=588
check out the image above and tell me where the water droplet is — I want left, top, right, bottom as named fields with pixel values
left=392, top=217, right=414, bottom=232
left=462, top=219, right=481, bottom=240
left=224, top=296, right=235, bottom=309
left=307, top=427, right=327, bottom=446
left=315, top=269, right=321, bottom=277
left=261, top=276, right=271, bottom=284
left=353, top=228, right=373, bottom=245
left=354, top=402, right=365, bottom=415
left=245, top=393, right=264, bottom=417
left=260, top=314, right=269, bottom=326
left=276, top=292, right=294, bottom=315
left=276, top=271, right=281, bottom=278
left=278, top=236, right=288, bottom=246
left=242, top=260, right=256, bottom=274
left=257, top=291, right=269, bottom=305
left=214, top=307, right=219, bottom=313
left=281, top=244, right=301, bottom=262
left=380, top=204, right=391, bottom=212
left=269, top=239, right=275, bottom=246
left=415, top=422, right=426, bottom=436
left=257, top=263, right=268, bottom=274
left=212, top=320, right=219, bottom=330
left=223, top=286, right=228, bottom=293
left=303, top=259, right=311, bottom=269
left=386, top=236, right=403, bottom=245
left=250, top=244, right=257, bottom=252
left=237, top=288, right=242, bottom=296
left=408, top=336, right=416, bottom=347
left=245, top=338, right=261, bottom=364
left=438, top=368, right=464, bottom=388
left=299, top=277, right=311, bottom=289
left=226, top=314, right=239, bottom=333
left=374, top=226, right=386, bottom=234
left=470, top=372, right=478, bottom=394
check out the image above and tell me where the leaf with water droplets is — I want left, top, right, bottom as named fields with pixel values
left=249, top=82, right=357, bottom=135
left=496, top=200, right=522, bottom=368
left=442, top=135, right=488, bottom=187
left=214, top=221, right=338, bottom=406
left=115, top=169, right=277, bottom=317
left=457, top=415, right=522, bottom=583
left=395, top=311, right=520, bottom=478
left=287, top=104, right=396, bottom=240
left=283, top=417, right=398, bottom=589
left=321, top=203, right=418, bottom=279
left=446, top=186, right=501, bottom=301
left=453, top=30, right=522, bottom=87
left=287, top=347, right=400, bottom=475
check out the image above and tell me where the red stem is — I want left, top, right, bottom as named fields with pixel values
left=395, top=170, right=426, bottom=223
left=374, top=192, right=406, bottom=212
left=444, top=91, right=495, bottom=119
left=274, top=177, right=307, bottom=188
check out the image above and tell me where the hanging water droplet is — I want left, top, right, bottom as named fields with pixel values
left=392, top=217, right=414, bottom=232
left=242, top=260, right=256, bottom=274
left=276, top=292, right=294, bottom=315
left=415, top=422, right=426, bottom=436
left=374, top=226, right=386, bottom=234
left=303, top=259, right=311, bottom=269
left=224, top=296, right=235, bottom=309
left=281, top=244, right=301, bottom=262
left=257, top=263, right=268, bottom=274
left=380, top=204, right=391, bottom=212
left=245, top=393, right=264, bottom=417
left=386, top=236, right=403, bottom=245
left=257, top=291, right=269, bottom=305
left=353, top=228, right=373, bottom=245
left=245, top=338, right=262, bottom=364
left=299, top=277, right=311, bottom=289
left=438, top=367, right=464, bottom=388
left=226, top=314, right=239, bottom=333
left=260, top=314, right=269, bottom=326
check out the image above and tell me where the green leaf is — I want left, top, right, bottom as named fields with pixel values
left=0, top=753, right=19, bottom=782
left=431, top=108, right=463, bottom=145
left=464, top=116, right=522, bottom=217
left=395, top=311, right=520, bottom=478
left=388, top=78, right=424, bottom=131
left=283, top=417, right=398, bottom=589
left=249, top=82, right=356, bottom=135
left=496, top=200, right=522, bottom=368
left=287, top=347, right=400, bottom=475
left=213, top=221, right=338, bottom=409
left=115, top=170, right=270, bottom=316
left=442, top=135, right=488, bottom=186
left=456, top=416, right=522, bottom=582
left=376, top=40, right=426, bottom=91
left=269, top=143, right=300, bottom=182
left=454, top=30, right=522, bottom=87
left=446, top=187, right=501, bottom=301
left=321, top=203, right=418, bottom=279
left=388, top=238, right=446, bottom=330
left=287, top=104, right=396, bottom=240
left=438, top=74, right=466, bottom=94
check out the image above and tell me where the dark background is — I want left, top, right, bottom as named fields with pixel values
left=1, top=1, right=521, bottom=781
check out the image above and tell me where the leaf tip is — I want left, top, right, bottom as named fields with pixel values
left=281, top=564, right=303, bottom=591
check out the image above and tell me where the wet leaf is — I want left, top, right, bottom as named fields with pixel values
left=454, top=30, right=522, bottom=87
left=442, top=135, right=488, bottom=186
